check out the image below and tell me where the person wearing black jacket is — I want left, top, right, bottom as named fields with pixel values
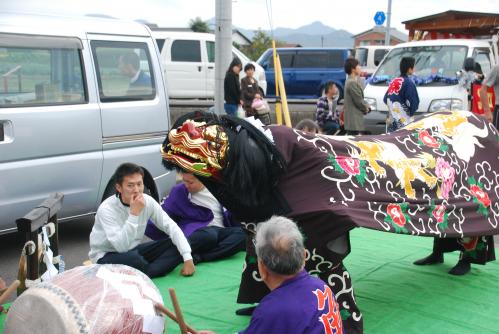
left=224, top=57, right=243, bottom=115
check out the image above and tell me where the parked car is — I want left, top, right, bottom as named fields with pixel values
left=363, top=39, right=497, bottom=134
left=0, top=13, right=176, bottom=232
left=354, top=45, right=392, bottom=76
left=257, top=47, right=351, bottom=99
left=151, top=30, right=267, bottom=99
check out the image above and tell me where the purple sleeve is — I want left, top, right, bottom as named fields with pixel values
left=145, top=183, right=214, bottom=240
left=239, top=307, right=279, bottom=334
left=162, top=184, right=206, bottom=219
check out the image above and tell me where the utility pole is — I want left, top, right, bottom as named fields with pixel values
left=385, top=0, right=392, bottom=46
left=215, top=0, right=233, bottom=114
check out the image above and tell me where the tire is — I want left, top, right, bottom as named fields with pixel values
left=102, top=182, right=116, bottom=202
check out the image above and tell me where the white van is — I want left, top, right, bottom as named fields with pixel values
left=151, top=30, right=267, bottom=99
left=363, top=39, right=496, bottom=134
left=0, top=13, right=176, bottom=232
left=355, top=45, right=392, bottom=76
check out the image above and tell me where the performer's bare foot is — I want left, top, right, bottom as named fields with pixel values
left=235, top=306, right=256, bottom=316
left=413, top=252, right=444, bottom=265
left=448, top=260, right=471, bottom=276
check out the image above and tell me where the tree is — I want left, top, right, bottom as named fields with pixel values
left=189, top=17, right=209, bottom=33
left=241, top=29, right=285, bottom=61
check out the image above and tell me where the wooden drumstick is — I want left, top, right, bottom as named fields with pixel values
left=154, top=301, right=199, bottom=334
left=0, top=280, right=20, bottom=305
left=169, top=288, right=189, bottom=334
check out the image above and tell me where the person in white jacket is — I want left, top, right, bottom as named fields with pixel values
left=89, top=163, right=195, bottom=278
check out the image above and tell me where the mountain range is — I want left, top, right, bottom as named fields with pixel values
left=239, top=21, right=354, bottom=47
left=207, top=20, right=355, bottom=48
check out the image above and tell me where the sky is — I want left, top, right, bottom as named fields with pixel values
left=2, top=0, right=499, bottom=35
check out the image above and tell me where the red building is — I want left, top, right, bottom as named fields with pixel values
left=353, top=26, right=407, bottom=47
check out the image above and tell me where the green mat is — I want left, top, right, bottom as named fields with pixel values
left=2, top=229, right=498, bottom=333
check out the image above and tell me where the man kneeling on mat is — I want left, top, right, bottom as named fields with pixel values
left=89, top=163, right=195, bottom=278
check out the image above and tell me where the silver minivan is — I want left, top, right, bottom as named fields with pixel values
left=0, top=13, right=176, bottom=233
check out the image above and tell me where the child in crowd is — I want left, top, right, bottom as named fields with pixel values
left=315, top=81, right=340, bottom=135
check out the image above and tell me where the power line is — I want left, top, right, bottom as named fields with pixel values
left=265, top=0, right=274, bottom=38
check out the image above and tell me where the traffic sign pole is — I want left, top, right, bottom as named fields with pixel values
left=385, top=0, right=392, bottom=46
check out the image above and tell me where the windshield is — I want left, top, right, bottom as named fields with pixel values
left=355, top=48, right=368, bottom=67
left=374, top=45, right=468, bottom=85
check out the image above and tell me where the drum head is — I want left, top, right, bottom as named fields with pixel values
left=5, top=283, right=89, bottom=334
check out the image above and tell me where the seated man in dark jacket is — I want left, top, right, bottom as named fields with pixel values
left=146, top=173, right=246, bottom=264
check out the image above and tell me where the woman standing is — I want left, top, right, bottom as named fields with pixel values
left=240, top=63, right=261, bottom=118
left=343, top=58, right=370, bottom=135
left=224, top=57, right=243, bottom=116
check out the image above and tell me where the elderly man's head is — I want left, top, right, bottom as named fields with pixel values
left=255, top=216, right=305, bottom=288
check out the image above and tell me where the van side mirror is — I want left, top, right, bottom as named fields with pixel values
left=374, top=60, right=380, bottom=66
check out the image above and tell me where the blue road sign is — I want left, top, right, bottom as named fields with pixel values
left=374, top=11, right=386, bottom=26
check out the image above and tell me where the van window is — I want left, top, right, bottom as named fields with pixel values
left=294, top=51, right=328, bottom=68
left=374, top=49, right=388, bottom=65
left=155, top=39, right=166, bottom=53
left=355, top=48, right=368, bottom=66
left=473, top=48, right=491, bottom=74
left=207, top=41, right=215, bottom=63
left=269, top=52, right=294, bottom=69
left=91, top=41, right=155, bottom=102
left=328, top=50, right=345, bottom=68
left=0, top=35, right=86, bottom=107
left=171, top=40, right=201, bottom=62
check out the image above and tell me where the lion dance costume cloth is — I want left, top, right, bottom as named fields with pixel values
left=161, top=110, right=499, bottom=334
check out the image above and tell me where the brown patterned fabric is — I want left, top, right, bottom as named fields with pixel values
left=271, top=110, right=498, bottom=238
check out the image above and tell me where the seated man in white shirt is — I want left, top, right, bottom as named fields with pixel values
left=146, top=173, right=246, bottom=265
left=88, top=163, right=195, bottom=278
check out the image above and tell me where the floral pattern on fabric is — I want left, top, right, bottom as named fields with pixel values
left=294, top=110, right=499, bottom=238
left=468, top=177, right=491, bottom=216
left=384, top=203, right=410, bottom=233
left=435, top=158, right=455, bottom=200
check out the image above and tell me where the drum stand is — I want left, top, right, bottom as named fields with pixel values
left=15, top=192, right=64, bottom=295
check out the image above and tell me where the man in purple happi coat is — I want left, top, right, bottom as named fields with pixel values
left=146, top=173, right=245, bottom=264
left=239, top=216, right=343, bottom=334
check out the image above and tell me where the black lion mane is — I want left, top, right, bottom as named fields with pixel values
left=162, top=111, right=289, bottom=222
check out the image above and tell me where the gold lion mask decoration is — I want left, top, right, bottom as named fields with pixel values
left=161, top=120, right=228, bottom=180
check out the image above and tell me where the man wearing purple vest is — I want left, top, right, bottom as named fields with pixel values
left=146, top=173, right=245, bottom=264
left=239, top=216, right=343, bottom=334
